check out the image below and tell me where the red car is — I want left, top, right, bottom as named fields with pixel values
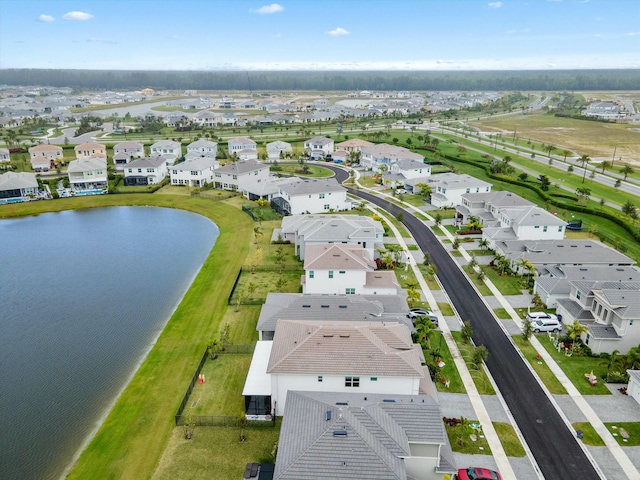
left=455, top=467, right=503, bottom=480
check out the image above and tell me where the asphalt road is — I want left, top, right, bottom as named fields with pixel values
left=328, top=166, right=601, bottom=480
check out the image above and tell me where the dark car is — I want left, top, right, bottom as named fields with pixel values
left=455, top=467, right=502, bottom=480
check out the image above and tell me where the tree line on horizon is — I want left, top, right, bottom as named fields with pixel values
left=0, top=69, right=639, bottom=92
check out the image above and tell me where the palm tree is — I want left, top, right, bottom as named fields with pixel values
left=544, top=144, right=556, bottom=158
left=620, top=164, right=634, bottom=180
left=517, top=258, right=535, bottom=277
left=578, top=155, right=591, bottom=183
left=406, top=287, right=421, bottom=308
left=561, top=149, right=572, bottom=162
left=478, top=238, right=489, bottom=251
left=415, top=316, right=437, bottom=349
left=565, top=320, right=588, bottom=351
left=600, top=160, right=612, bottom=174
left=599, top=350, right=621, bottom=381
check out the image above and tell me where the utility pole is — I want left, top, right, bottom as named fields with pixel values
left=611, top=146, right=617, bottom=168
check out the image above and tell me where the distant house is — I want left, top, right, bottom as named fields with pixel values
left=556, top=280, right=640, bottom=354
left=67, top=158, right=108, bottom=192
left=149, top=140, right=182, bottom=164
left=28, top=144, right=63, bottom=171
left=186, top=139, right=218, bottom=158
left=273, top=391, right=455, bottom=480
left=426, top=173, right=492, bottom=208
left=482, top=206, right=567, bottom=250
left=214, top=159, right=269, bottom=191
left=333, top=138, right=374, bottom=163
left=228, top=137, right=258, bottom=161
left=276, top=214, right=384, bottom=260
left=123, top=156, right=168, bottom=186
left=0, top=171, right=38, bottom=203
left=245, top=320, right=426, bottom=416
left=360, top=144, right=424, bottom=170
left=456, top=191, right=534, bottom=226
left=303, top=136, right=334, bottom=160
left=271, top=178, right=350, bottom=216
left=266, top=140, right=292, bottom=162
left=74, top=142, right=106, bottom=160
left=0, top=147, right=10, bottom=163
left=113, top=141, right=144, bottom=170
left=192, top=110, right=218, bottom=127
left=170, top=157, right=218, bottom=187
left=303, top=243, right=399, bottom=295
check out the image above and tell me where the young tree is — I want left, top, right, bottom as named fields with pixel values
left=566, top=320, right=588, bottom=351
left=472, top=345, right=489, bottom=370
left=531, top=293, right=546, bottom=311
left=461, top=321, right=473, bottom=344
left=522, top=318, right=533, bottom=342
left=539, top=175, right=550, bottom=191
left=622, top=200, right=638, bottom=219
left=620, top=165, right=634, bottom=180
left=406, top=287, right=421, bottom=308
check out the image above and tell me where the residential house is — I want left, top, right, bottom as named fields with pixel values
left=245, top=320, right=425, bottom=416
left=214, top=158, right=269, bottom=191
left=304, top=136, right=334, bottom=160
left=228, top=136, right=258, bottom=160
left=123, top=156, right=168, bottom=186
left=276, top=214, right=384, bottom=260
left=186, top=139, right=218, bottom=159
left=271, top=178, right=350, bottom=216
left=255, top=293, right=412, bottom=341
left=113, top=141, right=144, bottom=170
left=495, top=239, right=635, bottom=273
left=266, top=140, right=292, bottom=162
left=74, top=142, right=107, bottom=160
left=242, top=176, right=299, bottom=202
left=482, top=206, right=567, bottom=251
left=556, top=280, right=640, bottom=354
left=149, top=139, right=182, bottom=164
left=192, top=110, right=218, bottom=127
left=0, top=171, right=38, bottom=204
left=273, top=391, right=455, bottom=480
left=456, top=191, right=534, bottom=226
left=67, top=157, right=108, bottom=192
left=534, top=265, right=640, bottom=309
left=303, top=243, right=399, bottom=295
left=170, top=156, right=218, bottom=187
left=28, top=144, right=63, bottom=171
left=0, top=147, right=10, bottom=163
left=334, top=138, right=374, bottom=163
left=426, top=173, right=492, bottom=208
left=360, top=143, right=424, bottom=171
left=628, top=370, right=640, bottom=406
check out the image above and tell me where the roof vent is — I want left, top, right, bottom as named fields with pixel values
left=321, top=305, right=330, bottom=308
left=585, top=244, right=592, bottom=248
left=339, top=333, right=350, bottom=338
left=339, top=305, right=347, bottom=309
left=382, top=399, right=396, bottom=403
left=335, top=402, right=348, bottom=406
left=302, top=304, right=311, bottom=308
left=326, top=410, right=332, bottom=421
left=333, top=430, right=348, bottom=436
left=323, top=333, right=334, bottom=337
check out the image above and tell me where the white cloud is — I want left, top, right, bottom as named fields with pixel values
left=252, top=3, right=284, bottom=14
left=488, top=2, right=502, bottom=8
left=326, top=27, right=349, bottom=36
left=628, top=32, right=640, bottom=36
left=38, top=14, right=54, bottom=22
left=63, top=11, right=94, bottom=21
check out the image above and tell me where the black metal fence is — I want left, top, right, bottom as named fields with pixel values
left=174, top=349, right=208, bottom=425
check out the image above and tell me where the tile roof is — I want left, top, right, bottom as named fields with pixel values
left=229, top=136, right=257, bottom=146
left=29, top=144, right=62, bottom=153
left=172, top=156, right=218, bottom=171
left=125, top=156, right=166, bottom=169
left=305, top=244, right=375, bottom=270
left=67, top=157, right=106, bottom=172
left=217, top=159, right=268, bottom=175
left=499, top=240, right=635, bottom=266
left=588, top=324, right=622, bottom=339
left=267, top=320, right=424, bottom=377
left=279, top=178, right=346, bottom=196
left=0, top=171, right=38, bottom=190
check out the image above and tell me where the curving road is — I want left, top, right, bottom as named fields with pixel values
left=328, top=165, right=601, bottom=480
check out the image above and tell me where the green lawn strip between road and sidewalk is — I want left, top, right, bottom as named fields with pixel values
left=0, top=194, right=255, bottom=480
left=451, top=331, right=496, bottom=395
left=572, top=422, right=606, bottom=447
left=511, top=335, right=567, bottom=395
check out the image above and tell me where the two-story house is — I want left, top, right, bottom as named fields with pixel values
left=186, top=139, right=218, bottom=159
left=113, top=141, right=145, bottom=171
left=244, top=320, right=425, bottom=416
left=426, top=173, right=492, bottom=208
left=192, top=110, right=217, bottom=127
left=456, top=191, right=534, bottom=226
left=149, top=140, right=182, bottom=164
left=304, top=136, right=334, bottom=160
left=170, top=156, right=218, bottom=187
left=360, top=143, right=424, bottom=170
left=303, top=243, right=399, bottom=295
left=556, top=280, right=640, bottom=354
left=266, top=140, right=292, bottom=162
left=228, top=137, right=258, bottom=160
left=276, top=214, right=384, bottom=260
left=271, top=178, right=350, bottom=216
left=67, top=157, right=108, bottom=193
left=214, top=159, right=269, bottom=191
left=482, top=206, right=567, bottom=250
left=28, top=144, right=63, bottom=171
left=123, top=156, right=168, bottom=186
left=74, top=142, right=107, bottom=160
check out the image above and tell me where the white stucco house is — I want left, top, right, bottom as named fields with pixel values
left=244, top=320, right=426, bottom=416
left=67, top=157, right=108, bottom=192
left=123, top=156, right=168, bottom=186
left=270, top=178, right=350, bottom=215
left=214, top=159, right=269, bottom=191
left=426, top=173, right=492, bottom=208
left=150, top=140, right=182, bottom=162
left=186, top=139, right=218, bottom=158
left=482, top=206, right=567, bottom=250
left=303, top=243, right=399, bottom=295
left=0, top=147, right=10, bottom=163
left=304, top=136, right=334, bottom=160
left=170, top=157, right=218, bottom=187
left=266, top=140, right=292, bottom=162
left=0, top=171, right=39, bottom=204
left=113, top=141, right=145, bottom=170
left=228, top=136, right=258, bottom=160
left=360, top=144, right=424, bottom=170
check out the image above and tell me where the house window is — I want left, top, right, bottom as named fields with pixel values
left=576, top=290, right=581, bottom=300
left=630, top=319, right=634, bottom=326
left=324, top=204, right=330, bottom=209
left=558, top=225, right=563, bottom=232
left=191, top=171, right=198, bottom=176
left=232, top=175, right=238, bottom=180
left=370, top=377, right=377, bottom=381
left=345, top=288, right=355, bottom=294
left=339, top=271, right=345, bottom=274
left=317, top=375, right=323, bottom=382
left=534, top=225, right=540, bottom=229
left=128, top=169, right=133, bottom=173
left=543, top=226, right=548, bottom=232
left=138, top=168, right=142, bottom=173
left=309, top=271, right=314, bottom=279
left=345, top=376, right=360, bottom=387
left=215, top=173, right=221, bottom=178
left=147, top=168, right=155, bottom=173
left=319, top=193, right=325, bottom=199
left=329, top=271, right=334, bottom=279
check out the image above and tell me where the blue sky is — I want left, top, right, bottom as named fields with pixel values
left=1, top=0, right=638, bottom=70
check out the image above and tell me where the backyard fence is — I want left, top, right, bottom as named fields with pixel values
left=174, top=349, right=208, bottom=426
left=190, top=191, right=237, bottom=201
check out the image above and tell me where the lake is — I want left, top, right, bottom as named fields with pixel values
left=0, top=206, right=219, bottom=480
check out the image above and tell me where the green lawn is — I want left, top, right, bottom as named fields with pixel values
left=493, top=308, right=512, bottom=319
left=0, top=195, right=256, bottom=480
left=270, top=164, right=334, bottom=178
left=431, top=333, right=465, bottom=394
left=573, top=422, right=606, bottom=446
left=511, top=336, right=567, bottom=394
left=537, top=336, right=611, bottom=395
left=605, top=422, right=640, bottom=446
left=451, top=332, right=496, bottom=395
left=444, top=420, right=492, bottom=455
left=416, top=264, right=441, bottom=290
left=493, top=422, right=527, bottom=457
left=231, top=269, right=302, bottom=304
left=438, top=302, right=455, bottom=316
left=462, top=265, right=492, bottom=296
left=479, top=266, right=525, bottom=296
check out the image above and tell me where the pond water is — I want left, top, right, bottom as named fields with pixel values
left=0, top=206, right=219, bottom=480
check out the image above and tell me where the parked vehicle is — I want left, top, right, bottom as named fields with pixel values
left=455, top=466, right=503, bottom=480
left=395, top=188, right=407, bottom=195
left=531, top=318, right=563, bottom=333
left=407, top=308, right=439, bottom=325
left=526, top=311, right=561, bottom=322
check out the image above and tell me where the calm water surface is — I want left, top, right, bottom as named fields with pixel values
left=0, top=206, right=219, bottom=480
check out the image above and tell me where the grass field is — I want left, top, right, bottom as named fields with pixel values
left=604, top=422, right=640, bottom=446
left=270, top=164, right=334, bottom=178
left=469, top=112, right=640, bottom=163
left=493, top=422, right=527, bottom=457
left=511, top=335, right=567, bottom=395
left=452, top=331, right=496, bottom=395
left=0, top=194, right=255, bottom=480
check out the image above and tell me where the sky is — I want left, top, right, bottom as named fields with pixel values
left=0, top=0, right=638, bottom=71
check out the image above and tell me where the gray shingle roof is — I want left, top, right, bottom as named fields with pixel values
left=256, top=293, right=412, bottom=333
left=125, top=156, right=166, bottom=169
left=279, top=178, right=346, bottom=196
left=588, top=324, right=622, bottom=339
left=171, top=156, right=217, bottom=172
left=274, top=391, right=452, bottom=480
left=217, top=159, right=268, bottom=175
left=0, top=171, right=38, bottom=190
left=556, top=298, right=594, bottom=320
left=499, top=240, right=635, bottom=266
left=267, top=320, right=424, bottom=376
